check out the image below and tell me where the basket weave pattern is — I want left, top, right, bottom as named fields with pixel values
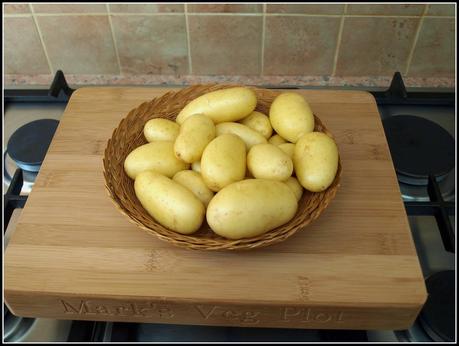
left=103, top=85, right=342, bottom=250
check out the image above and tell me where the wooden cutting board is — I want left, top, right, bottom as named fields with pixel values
left=5, top=87, right=426, bottom=330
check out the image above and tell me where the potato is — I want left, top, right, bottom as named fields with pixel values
left=174, top=114, right=215, bottom=163
left=268, top=134, right=287, bottom=146
left=247, top=144, right=293, bottom=181
left=207, top=179, right=298, bottom=239
left=134, top=171, right=204, bottom=234
left=269, top=93, right=314, bottom=143
left=172, top=170, right=214, bottom=207
left=278, top=143, right=295, bottom=159
left=176, top=87, right=257, bottom=125
left=215, top=122, right=267, bottom=150
left=192, top=161, right=201, bottom=173
left=294, top=132, right=339, bottom=192
left=240, top=111, right=273, bottom=139
left=284, top=177, right=303, bottom=202
left=124, top=141, right=189, bottom=179
left=201, top=134, right=246, bottom=192
left=143, top=118, right=179, bottom=142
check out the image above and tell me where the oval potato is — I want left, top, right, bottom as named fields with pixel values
left=207, top=179, right=298, bottom=239
left=216, top=122, right=267, bottom=150
left=191, top=161, right=201, bottom=173
left=270, top=93, right=314, bottom=143
left=268, top=134, right=287, bottom=146
left=278, top=143, right=295, bottom=159
left=201, top=134, right=246, bottom=192
left=174, top=114, right=215, bottom=163
left=284, top=177, right=303, bottom=202
left=173, top=170, right=214, bottom=207
left=176, top=87, right=257, bottom=125
left=294, top=132, right=339, bottom=192
left=247, top=144, right=293, bottom=181
left=134, top=171, right=205, bottom=234
left=143, top=118, right=180, bottom=142
left=124, top=141, right=189, bottom=179
left=240, top=111, right=273, bottom=139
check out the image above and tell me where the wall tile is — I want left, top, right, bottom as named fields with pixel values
left=409, top=18, right=454, bottom=77
left=32, top=4, right=107, bottom=13
left=427, top=4, right=455, bottom=16
left=4, top=17, right=49, bottom=74
left=109, top=4, right=184, bottom=13
left=187, top=4, right=262, bottom=13
left=189, top=15, right=262, bottom=75
left=264, top=16, right=341, bottom=75
left=335, top=17, right=419, bottom=76
left=266, top=4, right=344, bottom=15
left=37, top=15, right=118, bottom=74
left=111, top=15, right=188, bottom=75
left=4, top=4, right=30, bottom=14
left=347, top=4, right=425, bottom=16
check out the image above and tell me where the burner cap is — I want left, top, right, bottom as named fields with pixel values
left=7, top=119, right=59, bottom=172
left=419, top=270, right=455, bottom=342
left=383, top=115, right=454, bottom=179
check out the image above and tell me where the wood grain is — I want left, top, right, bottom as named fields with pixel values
left=4, top=87, right=427, bottom=330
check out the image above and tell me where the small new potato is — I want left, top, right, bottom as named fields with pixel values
left=278, top=143, right=295, bottom=159
left=134, top=171, right=205, bottom=234
left=207, top=179, right=298, bottom=239
left=176, top=87, right=257, bottom=124
left=247, top=144, right=293, bottom=181
left=173, top=170, right=214, bottom=207
left=270, top=93, right=314, bottom=143
left=124, top=141, right=189, bottom=179
left=192, top=161, right=201, bottom=173
left=240, top=111, right=273, bottom=139
left=268, top=134, right=287, bottom=146
left=216, top=122, right=267, bottom=150
left=174, top=114, right=215, bottom=163
left=294, top=132, right=339, bottom=192
left=201, top=134, right=246, bottom=192
left=143, top=118, right=180, bottom=142
left=284, top=177, right=303, bottom=202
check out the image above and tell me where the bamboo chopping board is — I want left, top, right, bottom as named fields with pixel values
left=4, top=87, right=426, bottom=330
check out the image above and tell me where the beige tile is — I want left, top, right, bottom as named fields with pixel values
left=37, top=15, right=118, bottom=74
left=4, top=4, right=30, bottom=14
left=109, top=4, right=184, bottom=13
left=347, top=4, right=425, bottom=16
left=189, top=15, right=262, bottom=75
left=111, top=15, right=188, bottom=75
left=427, top=4, right=455, bottom=16
left=409, top=18, right=454, bottom=77
left=266, top=4, right=344, bottom=15
left=4, top=17, right=49, bottom=74
left=264, top=16, right=341, bottom=76
left=187, top=4, right=262, bottom=13
left=335, top=17, right=419, bottom=76
left=32, top=4, right=107, bottom=13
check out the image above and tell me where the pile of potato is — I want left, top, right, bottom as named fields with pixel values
left=124, top=87, right=339, bottom=240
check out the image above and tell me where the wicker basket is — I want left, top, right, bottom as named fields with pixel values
left=103, top=84, right=342, bottom=251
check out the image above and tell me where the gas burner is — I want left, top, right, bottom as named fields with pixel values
left=7, top=119, right=59, bottom=172
left=4, top=119, right=59, bottom=195
left=383, top=115, right=454, bottom=184
left=419, top=270, right=455, bottom=342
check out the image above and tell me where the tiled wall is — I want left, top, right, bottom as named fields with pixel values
left=4, top=3, right=456, bottom=86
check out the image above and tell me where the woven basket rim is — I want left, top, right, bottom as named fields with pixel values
left=103, top=84, right=341, bottom=251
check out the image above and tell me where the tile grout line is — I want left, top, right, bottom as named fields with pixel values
left=29, top=3, right=54, bottom=75
left=332, top=4, right=347, bottom=77
left=184, top=4, right=193, bottom=74
left=106, top=4, right=123, bottom=75
left=260, top=3, right=266, bottom=76
left=405, top=4, right=429, bottom=76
